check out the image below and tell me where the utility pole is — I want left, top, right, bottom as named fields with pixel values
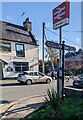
left=42, top=22, right=45, bottom=74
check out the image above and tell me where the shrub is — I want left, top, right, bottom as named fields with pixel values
left=61, top=98, right=83, bottom=120
left=45, top=88, right=62, bottom=120
left=24, top=89, right=83, bottom=120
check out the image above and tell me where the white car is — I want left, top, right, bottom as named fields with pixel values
left=17, top=71, right=52, bottom=85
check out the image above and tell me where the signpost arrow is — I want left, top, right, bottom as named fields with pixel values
left=45, top=41, right=76, bottom=51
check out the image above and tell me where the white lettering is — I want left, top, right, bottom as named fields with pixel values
left=53, top=7, right=66, bottom=20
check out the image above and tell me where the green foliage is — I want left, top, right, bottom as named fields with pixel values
left=45, top=88, right=61, bottom=109
left=28, top=106, right=55, bottom=120
left=61, top=98, right=83, bottom=120
left=25, top=89, right=83, bottom=120
left=45, top=88, right=62, bottom=120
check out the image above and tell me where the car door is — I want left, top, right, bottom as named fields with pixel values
left=38, top=72, right=46, bottom=83
left=33, top=72, right=39, bottom=83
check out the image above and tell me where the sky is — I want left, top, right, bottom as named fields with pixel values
left=1, top=1, right=81, bottom=59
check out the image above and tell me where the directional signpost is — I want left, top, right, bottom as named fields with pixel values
left=45, top=40, right=76, bottom=99
left=45, top=41, right=76, bottom=51
left=52, top=0, right=70, bottom=98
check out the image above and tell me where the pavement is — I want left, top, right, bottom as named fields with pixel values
left=0, top=79, right=46, bottom=119
left=0, top=94, right=45, bottom=120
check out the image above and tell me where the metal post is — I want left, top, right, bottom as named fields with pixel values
left=57, top=59, right=59, bottom=95
left=42, top=22, right=45, bottom=74
left=58, top=27, right=62, bottom=98
left=62, top=41, right=65, bottom=100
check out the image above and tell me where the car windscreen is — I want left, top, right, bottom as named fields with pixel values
left=76, top=77, right=83, bottom=81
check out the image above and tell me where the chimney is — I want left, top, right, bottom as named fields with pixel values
left=23, top=17, right=32, bottom=31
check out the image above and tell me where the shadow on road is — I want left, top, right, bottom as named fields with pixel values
left=0, top=83, right=26, bottom=87
left=0, top=81, right=50, bottom=87
left=0, top=102, right=44, bottom=118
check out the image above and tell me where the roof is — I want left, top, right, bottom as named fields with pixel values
left=0, top=59, right=8, bottom=64
left=0, top=20, right=38, bottom=46
left=65, top=49, right=83, bottom=58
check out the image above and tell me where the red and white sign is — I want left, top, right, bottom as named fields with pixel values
left=53, top=1, right=70, bottom=30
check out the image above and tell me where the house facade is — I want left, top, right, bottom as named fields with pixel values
left=65, top=49, right=83, bottom=70
left=0, top=18, right=39, bottom=79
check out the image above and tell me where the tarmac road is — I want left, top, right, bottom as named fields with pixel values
left=0, top=79, right=57, bottom=102
left=0, top=77, right=75, bottom=103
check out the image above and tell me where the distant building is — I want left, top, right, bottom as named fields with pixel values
left=0, top=18, right=39, bottom=78
left=65, top=49, right=83, bottom=69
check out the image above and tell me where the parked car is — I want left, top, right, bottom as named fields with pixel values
left=73, top=75, right=83, bottom=88
left=17, top=71, right=52, bottom=85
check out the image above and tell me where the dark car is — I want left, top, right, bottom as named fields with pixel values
left=73, top=75, right=83, bottom=88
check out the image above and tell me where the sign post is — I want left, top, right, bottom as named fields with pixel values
left=45, top=41, right=76, bottom=51
left=42, top=22, right=45, bottom=74
left=59, top=27, right=62, bottom=97
left=62, top=41, right=65, bottom=100
left=53, top=0, right=70, bottom=98
left=46, top=41, right=76, bottom=99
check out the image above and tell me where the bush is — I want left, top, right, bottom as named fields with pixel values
left=45, top=88, right=62, bottom=120
left=61, top=98, right=83, bottom=120
left=24, top=88, right=83, bottom=120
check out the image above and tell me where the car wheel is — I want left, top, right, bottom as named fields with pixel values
left=46, top=79, right=51, bottom=83
left=26, top=80, right=32, bottom=85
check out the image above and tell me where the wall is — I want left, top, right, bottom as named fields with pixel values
left=0, top=41, right=39, bottom=78
left=25, top=44, right=39, bottom=71
left=0, top=62, right=3, bottom=80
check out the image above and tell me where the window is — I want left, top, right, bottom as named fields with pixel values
left=13, top=62, right=29, bottom=72
left=29, top=72, right=33, bottom=76
left=16, top=44, right=25, bottom=57
left=6, top=66, right=13, bottom=72
left=33, top=72, right=38, bottom=76
left=0, top=43, right=11, bottom=52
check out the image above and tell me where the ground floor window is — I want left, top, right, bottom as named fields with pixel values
left=13, top=62, right=29, bottom=72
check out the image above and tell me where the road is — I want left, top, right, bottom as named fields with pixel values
left=0, top=77, right=75, bottom=103
left=0, top=80, right=57, bottom=103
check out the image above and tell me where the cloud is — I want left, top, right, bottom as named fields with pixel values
left=7, top=16, right=15, bottom=23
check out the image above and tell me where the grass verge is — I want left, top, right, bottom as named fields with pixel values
left=22, top=89, right=83, bottom=120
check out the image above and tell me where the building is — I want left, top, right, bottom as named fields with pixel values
left=0, top=18, right=39, bottom=79
left=65, top=49, right=83, bottom=70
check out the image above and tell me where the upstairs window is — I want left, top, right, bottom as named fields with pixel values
left=0, top=42, right=11, bottom=52
left=16, top=44, right=25, bottom=57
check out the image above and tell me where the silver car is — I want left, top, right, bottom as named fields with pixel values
left=17, top=71, right=52, bottom=85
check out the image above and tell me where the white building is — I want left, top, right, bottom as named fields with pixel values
left=0, top=18, right=39, bottom=79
